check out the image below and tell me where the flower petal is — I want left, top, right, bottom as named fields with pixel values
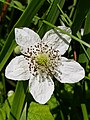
left=5, top=55, right=30, bottom=80
left=54, top=57, right=85, bottom=83
left=15, top=28, right=41, bottom=54
left=42, top=26, right=71, bottom=55
left=29, top=73, right=54, bottom=104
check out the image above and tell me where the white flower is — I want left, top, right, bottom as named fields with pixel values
left=5, top=26, right=85, bottom=104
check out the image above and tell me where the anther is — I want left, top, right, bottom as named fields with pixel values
left=27, top=48, right=29, bottom=52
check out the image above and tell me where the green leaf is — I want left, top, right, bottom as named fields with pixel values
left=27, top=102, right=54, bottom=120
left=0, top=92, right=14, bottom=120
left=20, top=103, right=27, bottom=120
left=8, top=81, right=28, bottom=120
left=82, top=9, right=90, bottom=44
left=47, top=95, right=59, bottom=110
left=71, top=0, right=90, bottom=34
left=81, top=104, right=89, bottom=120
left=0, top=109, right=6, bottom=120
left=78, top=48, right=90, bottom=63
left=84, top=9, right=90, bottom=36
left=78, top=9, right=90, bottom=63
left=78, top=53, right=88, bottom=63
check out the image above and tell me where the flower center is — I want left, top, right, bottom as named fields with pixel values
left=26, top=44, right=61, bottom=76
left=35, top=53, right=49, bottom=66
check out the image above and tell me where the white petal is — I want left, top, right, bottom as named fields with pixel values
left=15, top=27, right=41, bottom=54
left=5, top=55, right=30, bottom=80
left=29, top=73, right=54, bottom=104
left=42, top=26, right=71, bottom=55
left=54, top=57, right=85, bottom=83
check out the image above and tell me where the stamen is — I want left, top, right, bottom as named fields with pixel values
left=24, top=42, right=61, bottom=77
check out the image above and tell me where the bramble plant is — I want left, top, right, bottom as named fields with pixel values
left=5, top=26, right=85, bottom=104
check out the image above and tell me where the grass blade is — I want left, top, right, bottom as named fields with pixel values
left=38, top=0, right=65, bottom=37
left=81, top=104, right=89, bottom=120
left=71, top=0, right=90, bottom=34
left=8, top=81, right=28, bottom=120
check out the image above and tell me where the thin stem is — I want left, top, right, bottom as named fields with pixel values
left=57, top=4, right=72, bottom=26
left=34, top=15, right=90, bottom=48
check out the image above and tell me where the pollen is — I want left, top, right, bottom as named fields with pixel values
left=35, top=53, right=49, bottom=66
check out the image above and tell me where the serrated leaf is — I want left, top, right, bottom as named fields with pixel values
left=27, top=102, right=54, bottom=120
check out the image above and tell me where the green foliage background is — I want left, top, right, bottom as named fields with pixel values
left=0, top=0, right=90, bottom=120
